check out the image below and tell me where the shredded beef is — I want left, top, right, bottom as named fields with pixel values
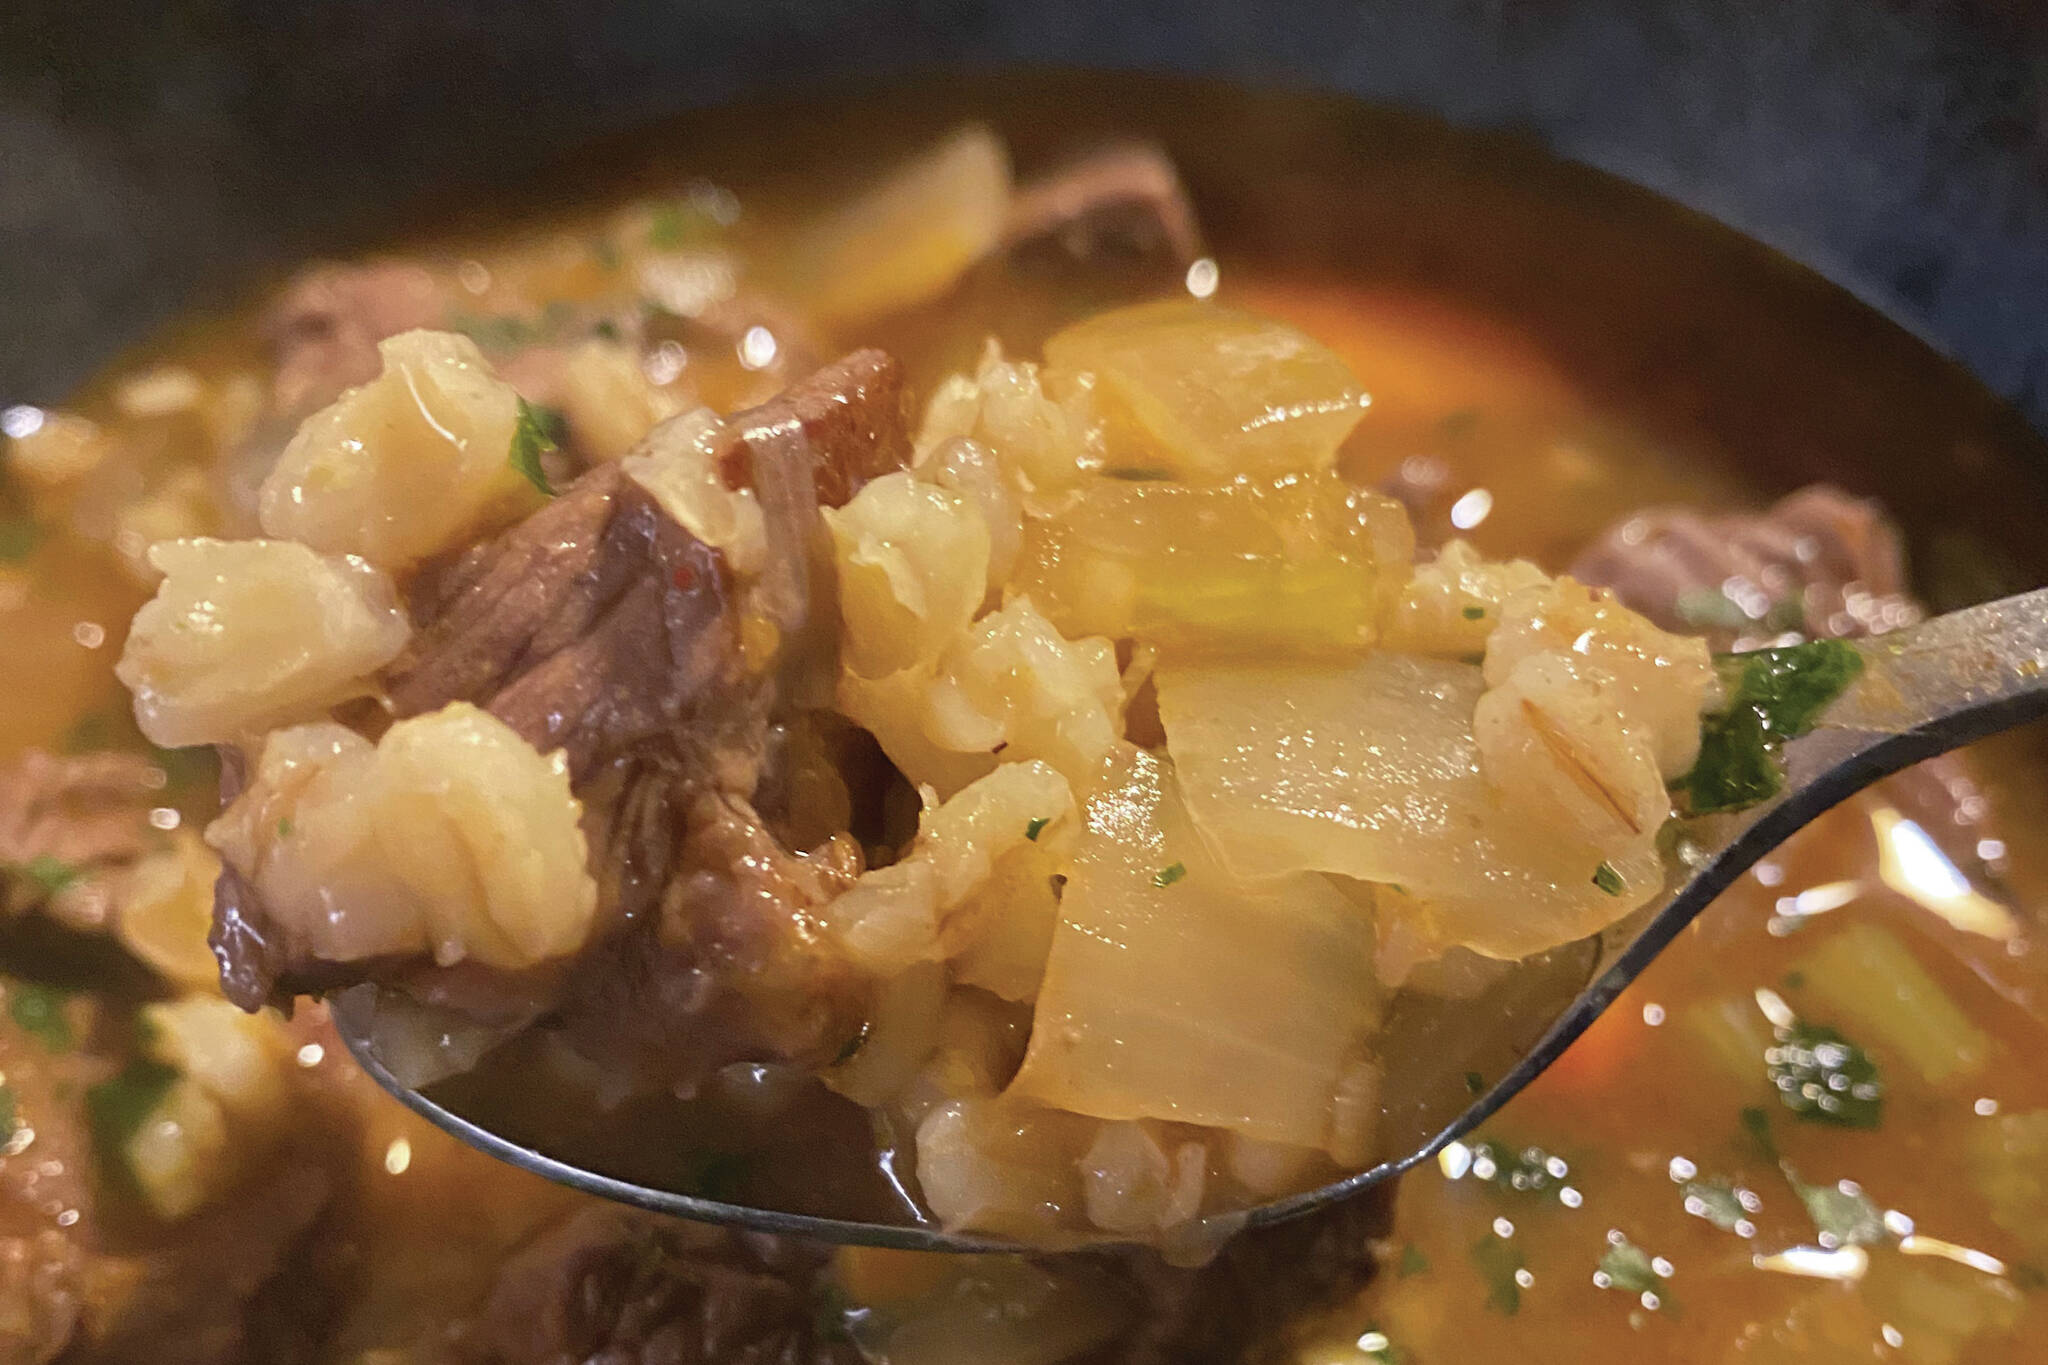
left=385, top=462, right=740, bottom=785
left=1003, top=142, right=1203, bottom=283
left=0, top=750, right=163, bottom=932
left=263, top=261, right=447, bottom=418
left=1570, top=484, right=1920, bottom=651
left=450, top=1185, right=1392, bottom=1365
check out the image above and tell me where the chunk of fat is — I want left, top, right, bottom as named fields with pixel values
left=116, top=537, right=410, bottom=748
left=1007, top=745, right=1382, bottom=1153
left=205, top=704, right=598, bottom=971
left=1154, top=653, right=1662, bottom=960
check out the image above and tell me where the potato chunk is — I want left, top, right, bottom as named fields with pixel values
left=826, top=470, right=991, bottom=678
left=257, top=329, right=541, bottom=568
left=116, top=537, right=410, bottom=748
left=1042, top=300, right=1370, bottom=483
left=1010, top=471, right=1413, bottom=655
left=206, top=705, right=597, bottom=970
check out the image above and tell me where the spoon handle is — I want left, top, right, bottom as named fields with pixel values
left=1791, top=584, right=2048, bottom=792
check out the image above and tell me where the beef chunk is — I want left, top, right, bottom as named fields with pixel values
left=1569, top=484, right=1919, bottom=651
left=708, top=348, right=911, bottom=508
left=463, top=1207, right=860, bottom=1365
left=1003, top=142, right=1204, bottom=283
left=1571, top=484, right=1999, bottom=880
left=562, top=789, right=866, bottom=1092
left=0, top=750, right=162, bottom=929
left=263, top=261, right=447, bottom=417
left=386, top=462, right=739, bottom=785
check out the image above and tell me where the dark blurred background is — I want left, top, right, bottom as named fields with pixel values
left=2, top=0, right=2044, bottom=430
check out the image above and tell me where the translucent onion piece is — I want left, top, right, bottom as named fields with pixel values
left=1009, top=471, right=1412, bottom=656
left=1008, top=746, right=1381, bottom=1151
left=1041, top=300, right=1370, bottom=483
left=1155, top=654, right=1661, bottom=960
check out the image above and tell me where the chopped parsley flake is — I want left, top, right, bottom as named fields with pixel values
left=832, top=1022, right=869, bottom=1066
left=86, top=1057, right=180, bottom=1180
left=1152, top=862, right=1187, bottom=888
left=1465, top=1071, right=1486, bottom=1095
left=647, top=200, right=720, bottom=248
left=22, top=855, right=79, bottom=897
left=1470, top=1233, right=1525, bottom=1316
left=1681, top=1177, right=1757, bottom=1234
left=277, top=817, right=295, bottom=839
left=1740, top=1106, right=1780, bottom=1162
left=1682, top=639, right=1864, bottom=814
left=0, top=517, right=38, bottom=562
left=509, top=398, right=561, bottom=496
left=1398, top=1244, right=1430, bottom=1277
left=1595, top=1238, right=1673, bottom=1310
left=0, top=1083, right=14, bottom=1133
left=9, top=983, right=72, bottom=1051
left=1025, top=817, right=1050, bottom=842
left=1592, top=861, right=1624, bottom=896
left=1767, top=1019, right=1883, bottom=1128
left=1462, top=605, right=1487, bottom=620
left=1462, top=1137, right=1575, bottom=1199
left=1104, top=467, right=1174, bottom=481
left=1789, top=1173, right=1886, bottom=1247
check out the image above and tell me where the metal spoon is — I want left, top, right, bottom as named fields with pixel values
left=342, top=585, right=2048, bottom=1252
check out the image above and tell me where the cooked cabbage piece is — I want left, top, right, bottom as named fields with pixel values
left=257, top=329, right=542, bottom=568
left=1154, top=654, right=1662, bottom=959
left=1008, top=746, right=1382, bottom=1152
left=787, top=124, right=1013, bottom=324
left=206, top=704, right=598, bottom=970
left=115, top=537, right=410, bottom=747
left=557, top=336, right=687, bottom=462
left=1008, top=471, right=1413, bottom=655
left=827, top=470, right=992, bottom=678
left=1041, top=300, right=1370, bottom=483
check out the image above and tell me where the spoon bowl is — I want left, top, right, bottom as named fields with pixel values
left=341, top=586, right=2048, bottom=1253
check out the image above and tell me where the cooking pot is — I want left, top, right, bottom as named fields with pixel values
left=3, top=0, right=2044, bottom=447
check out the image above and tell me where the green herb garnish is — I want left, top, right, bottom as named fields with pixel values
left=1470, top=1233, right=1525, bottom=1316
left=1025, top=817, right=1050, bottom=842
left=1592, top=861, right=1624, bottom=896
left=509, top=398, right=560, bottom=496
left=22, top=855, right=79, bottom=897
left=1789, top=1173, right=1886, bottom=1247
left=0, top=518, right=38, bottom=562
left=647, top=200, right=720, bottom=249
left=1767, top=1019, right=1883, bottom=1128
left=1680, top=1177, right=1757, bottom=1234
left=1462, top=605, right=1488, bottom=621
left=86, top=1057, right=180, bottom=1177
left=1440, top=407, right=1481, bottom=439
left=1398, top=1244, right=1430, bottom=1277
left=1739, top=1105, right=1779, bottom=1162
left=0, top=1083, right=15, bottom=1134
left=1596, top=1237, right=1672, bottom=1309
left=10, top=983, right=73, bottom=1051
left=1104, top=467, right=1174, bottom=482
left=1683, top=640, right=1864, bottom=814
left=1464, top=1071, right=1486, bottom=1095
left=1152, top=862, right=1187, bottom=888
left=277, top=817, right=295, bottom=839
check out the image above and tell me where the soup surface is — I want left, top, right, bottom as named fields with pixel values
left=2, top=74, right=2045, bottom=1363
